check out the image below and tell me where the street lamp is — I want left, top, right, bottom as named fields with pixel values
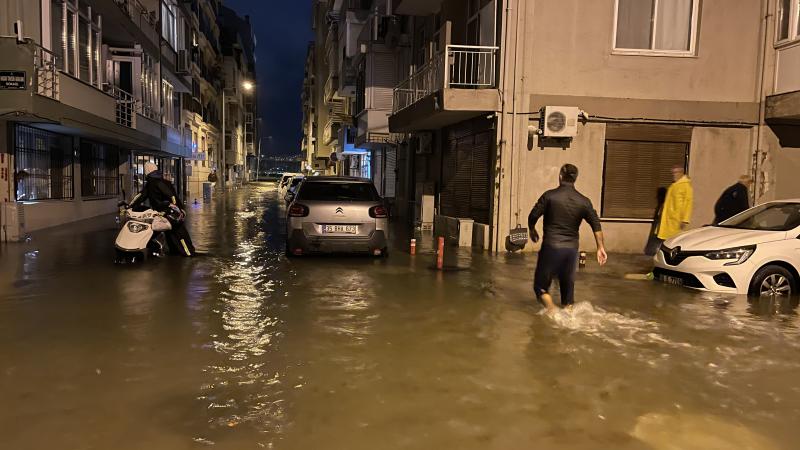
left=221, top=81, right=255, bottom=187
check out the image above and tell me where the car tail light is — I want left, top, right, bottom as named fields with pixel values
left=288, top=204, right=309, bottom=217
left=369, top=205, right=388, bottom=218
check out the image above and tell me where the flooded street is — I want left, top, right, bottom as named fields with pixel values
left=2, top=183, right=800, bottom=450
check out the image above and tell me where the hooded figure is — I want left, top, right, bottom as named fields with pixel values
left=713, top=176, right=751, bottom=224
left=129, top=162, right=195, bottom=256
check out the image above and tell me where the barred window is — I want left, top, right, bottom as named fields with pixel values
left=14, top=125, right=74, bottom=201
left=80, top=140, right=119, bottom=197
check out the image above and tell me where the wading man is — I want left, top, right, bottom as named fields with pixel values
left=528, top=164, right=608, bottom=310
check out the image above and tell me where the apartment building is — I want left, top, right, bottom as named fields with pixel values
left=302, top=0, right=402, bottom=199
left=384, top=0, right=800, bottom=253
left=185, top=0, right=224, bottom=203
left=218, top=5, right=258, bottom=185
left=0, top=0, right=258, bottom=236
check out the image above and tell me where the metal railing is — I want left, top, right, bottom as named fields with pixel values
left=33, top=45, right=59, bottom=100
left=446, top=45, right=498, bottom=88
left=392, top=45, right=498, bottom=113
left=113, top=0, right=159, bottom=45
left=106, top=85, right=136, bottom=128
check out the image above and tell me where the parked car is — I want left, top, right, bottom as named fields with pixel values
left=284, top=176, right=305, bottom=204
left=278, top=173, right=300, bottom=195
left=653, top=200, right=800, bottom=297
left=285, top=177, right=388, bottom=256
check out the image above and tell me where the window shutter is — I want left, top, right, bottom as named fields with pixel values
left=370, top=53, right=397, bottom=110
left=602, top=140, right=687, bottom=219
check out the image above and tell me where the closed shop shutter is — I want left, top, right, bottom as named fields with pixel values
left=385, top=146, right=397, bottom=198
left=370, top=53, right=397, bottom=110
left=440, top=117, right=494, bottom=224
left=602, top=140, right=688, bottom=219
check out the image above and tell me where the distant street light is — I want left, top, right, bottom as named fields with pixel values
left=242, top=81, right=254, bottom=91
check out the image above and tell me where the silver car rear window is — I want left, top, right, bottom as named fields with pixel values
left=298, top=182, right=379, bottom=202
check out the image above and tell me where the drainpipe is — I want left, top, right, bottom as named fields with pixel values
left=753, top=0, right=770, bottom=204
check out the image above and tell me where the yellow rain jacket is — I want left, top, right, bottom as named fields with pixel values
left=657, top=175, right=693, bottom=240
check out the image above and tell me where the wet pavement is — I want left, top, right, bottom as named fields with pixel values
left=1, top=182, right=800, bottom=450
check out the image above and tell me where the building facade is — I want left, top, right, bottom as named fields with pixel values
left=0, top=0, right=260, bottom=237
left=379, top=0, right=799, bottom=253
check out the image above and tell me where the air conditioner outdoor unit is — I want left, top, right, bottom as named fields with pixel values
left=542, top=106, right=579, bottom=138
left=1, top=202, right=25, bottom=243
left=176, top=49, right=190, bottom=74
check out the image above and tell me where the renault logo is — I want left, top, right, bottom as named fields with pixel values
left=670, top=246, right=681, bottom=260
left=335, top=207, right=344, bottom=214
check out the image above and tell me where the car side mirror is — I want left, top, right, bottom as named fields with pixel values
left=285, top=192, right=295, bottom=203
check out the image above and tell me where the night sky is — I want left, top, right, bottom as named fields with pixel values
left=223, top=0, right=313, bottom=156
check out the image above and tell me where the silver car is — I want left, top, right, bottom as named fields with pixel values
left=286, top=177, right=388, bottom=256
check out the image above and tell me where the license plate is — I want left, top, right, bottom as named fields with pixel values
left=323, top=225, right=357, bottom=234
left=659, top=275, right=684, bottom=286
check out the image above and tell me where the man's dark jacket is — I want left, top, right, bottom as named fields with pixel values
left=528, top=181, right=602, bottom=249
left=130, top=171, right=184, bottom=212
left=714, top=182, right=749, bottom=224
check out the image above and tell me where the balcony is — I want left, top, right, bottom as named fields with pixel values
left=105, top=85, right=136, bottom=128
left=33, top=45, right=59, bottom=100
left=323, top=119, right=341, bottom=145
left=394, top=0, right=445, bottom=15
left=324, top=74, right=339, bottom=103
left=389, top=45, right=500, bottom=133
left=102, top=0, right=161, bottom=51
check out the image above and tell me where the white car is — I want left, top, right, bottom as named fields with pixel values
left=653, top=200, right=800, bottom=297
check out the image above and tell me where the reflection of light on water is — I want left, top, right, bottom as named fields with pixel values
left=309, top=271, right=378, bottom=343
left=199, top=186, right=288, bottom=445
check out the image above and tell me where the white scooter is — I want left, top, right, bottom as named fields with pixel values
left=114, top=202, right=172, bottom=264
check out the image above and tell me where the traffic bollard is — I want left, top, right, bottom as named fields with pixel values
left=436, top=236, right=445, bottom=270
left=410, top=238, right=417, bottom=256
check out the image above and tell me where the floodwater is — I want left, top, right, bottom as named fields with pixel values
left=1, top=183, right=799, bottom=450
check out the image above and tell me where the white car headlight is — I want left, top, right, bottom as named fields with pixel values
left=704, top=245, right=756, bottom=266
left=127, top=222, right=148, bottom=233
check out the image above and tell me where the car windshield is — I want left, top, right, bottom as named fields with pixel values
left=718, top=202, right=800, bottom=231
left=298, top=182, right=380, bottom=202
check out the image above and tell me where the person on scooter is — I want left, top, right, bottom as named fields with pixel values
left=129, top=162, right=195, bottom=257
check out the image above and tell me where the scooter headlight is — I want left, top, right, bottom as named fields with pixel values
left=127, top=222, right=148, bottom=233
left=704, top=245, right=756, bottom=266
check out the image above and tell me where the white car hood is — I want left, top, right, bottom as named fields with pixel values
left=664, top=227, right=787, bottom=250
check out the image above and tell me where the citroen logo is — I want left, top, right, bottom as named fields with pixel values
left=335, top=207, right=344, bottom=214
left=670, top=246, right=681, bottom=260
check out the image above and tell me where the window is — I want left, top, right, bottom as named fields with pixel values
left=614, top=0, right=699, bottom=55
left=602, top=140, right=688, bottom=219
left=80, top=141, right=119, bottom=197
left=777, top=0, right=800, bottom=43
left=161, top=0, right=178, bottom=50
left=297, top=182, right=380, bottom=202
left=51, top=0, right=102, bottom=86
left=161, top=80, right=174, bottom=127
left=140, top=54, right=158, bottom=120
left=14, top=125, right=74, bottom=201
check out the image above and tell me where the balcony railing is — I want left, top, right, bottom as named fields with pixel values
left=113, top=0, right=159, bottom=45
left=323, top=119, right=341, bottom=145
left=105, top=85, right=136, bottom=128
left=33, top=45, right=59, bottom=100
left=392, top=45, right=498, bottom=114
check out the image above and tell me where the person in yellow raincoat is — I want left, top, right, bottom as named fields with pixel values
left=657, top=166, right=693, bottom=241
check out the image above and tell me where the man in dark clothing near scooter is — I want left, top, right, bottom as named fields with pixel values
left=129, top=162, right=195, bottom=257
left=713, top=175, right=752, bottom=225
left=528, top=164, right=608, bottom=310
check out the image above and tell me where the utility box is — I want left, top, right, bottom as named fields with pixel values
left=457, top=219, right=474, bottom=247
left=1, top=202, right=25, bottom=242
